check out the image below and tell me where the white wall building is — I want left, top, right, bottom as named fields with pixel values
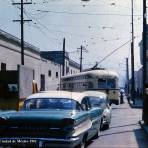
left=41, top=51, right=80, bottom=76
left=0, top=29, right=61, bottom=91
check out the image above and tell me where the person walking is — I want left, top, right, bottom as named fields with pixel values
left=120, top=91, right=124, bottom=104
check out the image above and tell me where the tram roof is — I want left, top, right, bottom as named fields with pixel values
left=62, top=69, right=118, bottom=79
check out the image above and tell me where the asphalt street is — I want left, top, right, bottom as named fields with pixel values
left=88, top=100, right=148, bottom=148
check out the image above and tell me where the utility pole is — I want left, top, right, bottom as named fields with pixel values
left=126, top=58, right=129, bottom=94
left=131, top=0, right=135, bottom=103
left=62, top=38, right=65, bottom=76
left=78, top=46, right=87, bottom=72
left=13, top=0, right=32, bottom=65
left=142, top=0, right=148, bottom=124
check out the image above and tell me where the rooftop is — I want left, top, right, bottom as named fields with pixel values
left=0, top=29, right=40, bottom=54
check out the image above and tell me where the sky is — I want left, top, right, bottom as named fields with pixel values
left=0, top=0, right=144, bottom=86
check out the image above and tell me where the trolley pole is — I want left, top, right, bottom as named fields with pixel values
left=126, top=58, right=129, bottom=94
left=80, top=46, right=83, bottom=72
left=78, top=46, right=87, bottom=72
left=13, top=0, right=32, bottom=65
left=131, top=0, right=135, bottom=103
left=21, top=0, right=24, bottom=65
left=62, top=38, right=65, bottom=76
left=142, top=0, right=148, bottom=124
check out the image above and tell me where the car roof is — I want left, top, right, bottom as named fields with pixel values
left=27, top=91, right=91, bottom=104
left=82, top=91, right=107, bottom=99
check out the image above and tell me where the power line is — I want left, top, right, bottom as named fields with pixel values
left=37, top=9, right=141, bottom=17
left=97, top=39, right=132, bottom=65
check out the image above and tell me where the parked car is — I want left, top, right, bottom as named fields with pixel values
left=83, top=91, right=112, bottom=129
left=0, top=91, right=103, bottom=148
left=0, top=110, right=16, bottom=115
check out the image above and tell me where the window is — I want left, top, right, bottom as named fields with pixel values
left=89, top=97, right=101, bottom=107
left=98, top=78, right=106, bottom=88
left=40, top=74, right=45, bottom=91
left=1, top=63, right=6, bottom=71
left=81, top=97, right=90, bottom=110
left=88, top=82, right=94, bottom=89
left=48, top=70, right=51, bottom=77
left=107, top=79, right=116, bottom=88
left=33, top=70, right=35, bottom=79
left=56, top=72, right=58, bottom=78
left=24, top=98, right=81, bottom=110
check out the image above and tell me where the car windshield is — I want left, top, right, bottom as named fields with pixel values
left=23, top=98, right=80, bottom=110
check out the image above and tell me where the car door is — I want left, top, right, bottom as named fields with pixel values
left=81, top=97, right=101, bottom=140
left=88, top=97, right=102, bottom=129
left=104, top=97, right=112, bottom=123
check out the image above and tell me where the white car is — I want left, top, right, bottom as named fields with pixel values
left=82, top=91, right=112, bottom=129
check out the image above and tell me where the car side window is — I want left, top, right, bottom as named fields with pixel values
left=81, top=97, right=90, bottom=111
left=76, top=102, right=83, bottom=111
left=89, top=97, right=100, bottom=108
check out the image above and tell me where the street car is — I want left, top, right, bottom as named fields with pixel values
left=83, top=91, right=112, bottom=129
left=0, top=91, right=103, bottom=148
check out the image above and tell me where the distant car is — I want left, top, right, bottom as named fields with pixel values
left=0, top=91, right=103, bottom=148
left=83, top=91, right=112, bottom=129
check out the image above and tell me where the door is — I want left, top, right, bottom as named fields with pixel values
left=40, top=74, right=45, bottom=91
left=81, top=97, right=99, bottom=140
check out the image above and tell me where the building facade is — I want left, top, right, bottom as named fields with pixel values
left=41, top=51, right=80, bottom=76
left=134, top=67, right=143, bottom=96
left=0, top=29, right=61, bottom=91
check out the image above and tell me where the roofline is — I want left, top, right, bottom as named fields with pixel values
left=0, top=29, right=40, bottom=55
left=61, top=69, right=119, bottom=79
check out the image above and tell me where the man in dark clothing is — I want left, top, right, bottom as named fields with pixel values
left=120, top=91, right=124, bottom=104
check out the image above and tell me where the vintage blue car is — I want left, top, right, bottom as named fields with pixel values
left=0, top=91, right=103, bottom=148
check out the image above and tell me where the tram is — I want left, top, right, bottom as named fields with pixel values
left=61, top=69, right=119, bottom=105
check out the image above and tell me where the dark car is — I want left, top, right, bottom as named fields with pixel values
left=0, top=91, right=102, bottom=148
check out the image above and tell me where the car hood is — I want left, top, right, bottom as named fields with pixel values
left=0, top=110, right=16, bottom=115
left=0, top=110, right=88, bottom=127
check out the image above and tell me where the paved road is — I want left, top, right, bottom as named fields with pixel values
left=88, top=100, right=148, bottom=148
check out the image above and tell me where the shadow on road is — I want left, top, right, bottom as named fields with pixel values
left=100, top=130, right=133, bottom=137
left=133, top=128, right=148, bottom=148
left=110, top=123, right=139, bottom=129
left=112, top=107, right=130, bottom=110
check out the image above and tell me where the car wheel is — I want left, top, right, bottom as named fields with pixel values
left=80, top=140, right=85, bottom=148
left=104, top=123, right=109, bottom=129
left=76, top=136, right=86, bottom=148
left=100, top=118, right=103, bottom=129
left=93, top=129, right=100, bottom=139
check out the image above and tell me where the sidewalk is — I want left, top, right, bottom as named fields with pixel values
left=130, top=98, right=148, bottom=139
left=129, top=97, right=143, bottom=108
left=139, top=120, right=148, bottom=138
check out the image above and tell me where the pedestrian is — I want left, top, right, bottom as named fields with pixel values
left=120, top=91, right=124, bottom=104
left=127, top=94, right=130, bottom=103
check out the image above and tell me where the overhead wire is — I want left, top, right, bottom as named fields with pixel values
left=22, top=8, right=62, bottom=49
left=37, top=9, right=141, bottom=17
left=97, top=39, right=133, bottom=65
left=24, top=9, right=82, bottom=51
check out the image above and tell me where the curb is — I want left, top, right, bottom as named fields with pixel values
left=139, top=120, right=148, bottom=137
left=129, top=100, right=143, bottom=109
